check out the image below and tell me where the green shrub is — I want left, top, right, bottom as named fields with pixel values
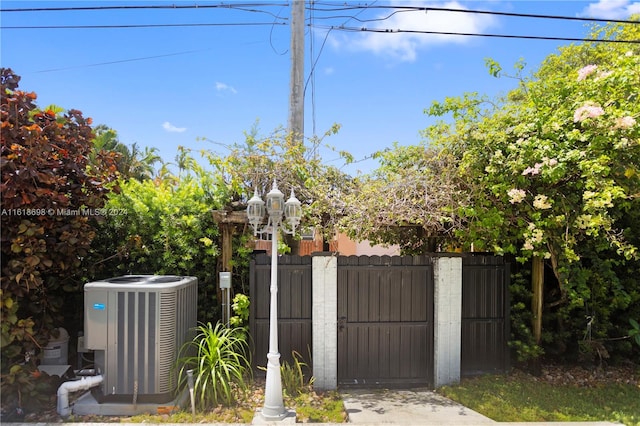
left=508, top=270, right=544, bottom=362
left=229, top=293, right=250, bottom=342
left=229, top=294, right=249, bottom=328
left=92, top=177, right=222, bottom=323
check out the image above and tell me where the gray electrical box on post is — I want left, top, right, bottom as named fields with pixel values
left=219, top=272, right=231, bottom=289
left=219, top=272, right=231, bottom=324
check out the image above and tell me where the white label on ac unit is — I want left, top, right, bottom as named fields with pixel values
left=44, top=348, right=62, bottom=358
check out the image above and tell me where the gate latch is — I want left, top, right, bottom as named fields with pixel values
left=338, top=316, right=347, bottom=332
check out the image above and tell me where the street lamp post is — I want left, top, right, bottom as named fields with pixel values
left=247, top=179, right=302, bottom=420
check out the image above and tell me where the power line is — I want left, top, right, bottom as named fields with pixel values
left=313, top=24, right=640, bottom=44
left=3, top=2, right=637, bottom=34
left=308, top=2, right=316, bottom=137
left=269, top=5, right=289, bottom=55
left=308, top=3, right=640, bottom=26
left=30, top=48, right=217, bottom=74
left=3, top=22, right=287, bottom=30
left=1, top=3, right=290, bottom=28
left=305, top=0, right=379, bottom=138
left=4, top=2, right=638, bottom=77
left=4, top=2, right=640, bottom=26
left=0, top=3, right=289, bottom=12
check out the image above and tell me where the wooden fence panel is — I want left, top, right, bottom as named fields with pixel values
left=249, top=254, right=313, bottom=371
left=461, top=254, right=510, bottom=375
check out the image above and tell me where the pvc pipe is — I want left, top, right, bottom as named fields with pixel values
left=186, top=369, right=196, bottom=419
left=56, top=375, right=104, bottom=417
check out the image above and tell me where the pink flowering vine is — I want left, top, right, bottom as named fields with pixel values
left=574, top=103, right=605, bottom=122
left=522, top=158, right=558, bottom=176
left=614, top=116, right=637, bottom=129
left=522, top=164, right=542, bottom=176
left=577, top=64, right=597, bottom=81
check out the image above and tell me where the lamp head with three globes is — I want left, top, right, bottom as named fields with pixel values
left=247, top=180, right=302, bottom=235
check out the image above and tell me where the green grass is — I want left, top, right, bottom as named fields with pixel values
left=288, top=390, right=347, bottom=423
left=439, top=374, right=640, bottom=426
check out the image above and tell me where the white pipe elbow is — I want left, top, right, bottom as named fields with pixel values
left=57, top=375, right=104, bottom=417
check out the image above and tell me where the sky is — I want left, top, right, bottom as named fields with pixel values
left=2, top=0, right=640, bottom=176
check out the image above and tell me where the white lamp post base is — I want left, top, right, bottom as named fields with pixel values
left=253, top=409, right=297, bottom=424
left=262, top=352, right=285, bottom=420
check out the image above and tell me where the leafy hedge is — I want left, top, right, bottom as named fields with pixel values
left=89, top=176, right=226, bottom=324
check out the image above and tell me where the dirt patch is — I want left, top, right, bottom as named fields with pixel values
left=511, top=363, right=640, bottom=387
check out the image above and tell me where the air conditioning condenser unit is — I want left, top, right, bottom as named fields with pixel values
left=84, top=275, right=197, bottom=403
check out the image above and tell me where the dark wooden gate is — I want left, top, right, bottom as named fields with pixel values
left=249, top=254, right=312, bottom=371
left=337, top=255, right=434, bottom=386
left=461, top=254, right=510, bottom=375
left=248, top=253, right=509, bottom=384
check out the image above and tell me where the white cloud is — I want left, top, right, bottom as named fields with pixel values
left=329, top=0, right=498, bottom=62
left=578, top=0, right=640, bottom=19
left=215, top=81, right=238, bottom=94
left=162, top=121, right=186, bottom=133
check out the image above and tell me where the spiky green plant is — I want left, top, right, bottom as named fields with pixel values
left=281, top=350, right=314, bottom=397
left=176, top=322, right=251, bottom=408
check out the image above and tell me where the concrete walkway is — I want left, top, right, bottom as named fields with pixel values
left=341, top=387, right=495, bottom=425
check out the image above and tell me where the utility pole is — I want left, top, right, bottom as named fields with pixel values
left=288, top=0, right=305, bottom=142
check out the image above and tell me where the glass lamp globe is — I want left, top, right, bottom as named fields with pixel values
left=265, top=180, right=284, bottom=219
left=284, top=189, right=302, bottom=230
left=247, top=189, right=265, bottom=234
